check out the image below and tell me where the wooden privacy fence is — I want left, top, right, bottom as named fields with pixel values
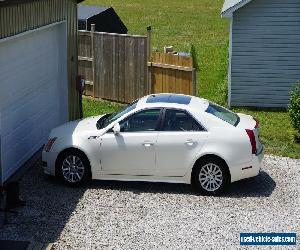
left=148, top=52, right=196, bottom=96
left=78, top=30, right=149, bottom=103
left=78, top=29, right=196, bottom=103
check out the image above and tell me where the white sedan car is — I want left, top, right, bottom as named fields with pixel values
left=42, top=94, right=264, bottom=195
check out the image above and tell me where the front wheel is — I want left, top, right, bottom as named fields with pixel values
left=57, top=150, right=91, bottom=186
left=192, top=157, right=230, bottom=195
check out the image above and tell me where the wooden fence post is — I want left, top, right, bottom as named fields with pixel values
left=147, top=26, right=152, bottom=94
left=91, top=24, right=95, bottom=98
left=192, top=68, right=197, bottom=96
left=147, top=26, right=152, bottom=61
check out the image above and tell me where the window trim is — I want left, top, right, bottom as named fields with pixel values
left=98, top=99, right=139, bottom=130
left=205, top=102, right=240, bottom=127
left=107, top=108, right=163, bottom=133
left=160, top=108, right=207, bottom=132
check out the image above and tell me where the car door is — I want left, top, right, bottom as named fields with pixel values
left=100, top=108, right=162, bottom=175
left=156, top=108, right=209, bottom=177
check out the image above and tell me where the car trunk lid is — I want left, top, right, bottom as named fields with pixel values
left=236, top=113, right=263, bottom=155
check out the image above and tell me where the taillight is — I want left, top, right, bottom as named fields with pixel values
left=246, top=129, right=257, bottom=155
left=254, top=118, right=260, bottom=129
left=44, top=137, right=57, bottom=152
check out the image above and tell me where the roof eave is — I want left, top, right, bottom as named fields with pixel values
left=221, top=11, right=233, bottom=18
left=221, top=0, right=253, bottom=18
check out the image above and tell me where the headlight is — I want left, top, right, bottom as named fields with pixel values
left=44, top=137, right=57, bottom=152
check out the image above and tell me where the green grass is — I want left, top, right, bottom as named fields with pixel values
left=81, top=0, right=300, bottom=158
left=83, top=0, right=229, bottom=104
left=234, top=108, right=300, bottom=158
left=83, top=97, right=125, bottom=118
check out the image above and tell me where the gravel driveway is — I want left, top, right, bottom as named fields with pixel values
left=0, top=155, right=299, bottom=249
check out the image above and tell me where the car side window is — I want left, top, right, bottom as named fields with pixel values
left=163, top=109, right=204, bottom=132
left=119, top=109, right=161, bottom=132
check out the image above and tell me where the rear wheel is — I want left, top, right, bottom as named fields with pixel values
left=57, top=150, right=91, bottom=186
left=192, top=157, right=230, bottom=195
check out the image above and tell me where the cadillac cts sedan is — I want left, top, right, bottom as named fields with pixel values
left=42, top=94, right=264, bottom=195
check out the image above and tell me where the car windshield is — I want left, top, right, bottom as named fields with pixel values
left=96, top=100, right=138, bottom=129
left=206, top=102, right=240, bottom=126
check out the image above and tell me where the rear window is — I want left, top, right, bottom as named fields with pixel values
left=206, top=103, right=240, bottom=126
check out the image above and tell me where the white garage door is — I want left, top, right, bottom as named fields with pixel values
left=0, top=22, right=68, bottom=183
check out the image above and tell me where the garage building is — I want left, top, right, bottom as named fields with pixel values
left=0, top=0, right=83, bottom=185
left=222, top=0, right=300, bottom=108
left=78, top=5, right=128, bottom=34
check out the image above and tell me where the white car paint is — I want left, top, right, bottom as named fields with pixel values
left=100, top=132, right=157, bottom=175
left=155, top=131, right=209, bottom=177
left=42, top=94, right=264, bottom=185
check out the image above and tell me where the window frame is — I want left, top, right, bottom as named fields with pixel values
left=205, top=102, right=240, bottom=127
left=107, top=108, right=164, bottom=133
left=159, top=108, right=206, bottom=132
left=97, top=99, right=139, bottom=130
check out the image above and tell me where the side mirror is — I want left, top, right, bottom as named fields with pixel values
left=112, top=123, right=121, bottom=135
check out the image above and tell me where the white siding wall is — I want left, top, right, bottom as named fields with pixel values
left=0, top=23, right=68, bottom=183
left=231, top=0, right=300, bottom=107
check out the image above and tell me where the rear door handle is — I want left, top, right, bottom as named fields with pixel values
left=185, top=139, right=195, bottom=146
left=142, top=141, right=154, bottom=147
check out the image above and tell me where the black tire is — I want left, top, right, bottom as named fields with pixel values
left=192, top=157, right=230, bottom=196
left=56, top=149, right=91, bottom=187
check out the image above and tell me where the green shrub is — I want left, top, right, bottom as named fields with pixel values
left=289, top=82, right=300, bottom=136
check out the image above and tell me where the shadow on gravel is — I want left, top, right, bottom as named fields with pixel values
left=0, top=164, right=275, bottom=244
left=88, top=170, right=276, bottom=198
left=225, top=171, right=276, bottom=198
left=0, top=161, right=88, bottom=244
left=88, top=179, right=195, bottom=195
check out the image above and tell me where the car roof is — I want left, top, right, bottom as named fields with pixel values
left=146, top=94, right=192, bottom=105
left=137, top=93, right=209, bottom=112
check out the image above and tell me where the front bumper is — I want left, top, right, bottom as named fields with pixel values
left=42, top=150, right=58, bottom=176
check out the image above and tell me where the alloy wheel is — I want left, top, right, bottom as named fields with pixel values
left=62, top=155, right=85, bottom=183
left=199, top=163, right=223, bottom=192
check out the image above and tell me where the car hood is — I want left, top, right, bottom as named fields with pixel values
left=49, top=114, right=106, bottom=138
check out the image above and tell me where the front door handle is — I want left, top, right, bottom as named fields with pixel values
left=185, top=139, right=195, bottom=146
left=142, top=141, right=154, bottom=147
